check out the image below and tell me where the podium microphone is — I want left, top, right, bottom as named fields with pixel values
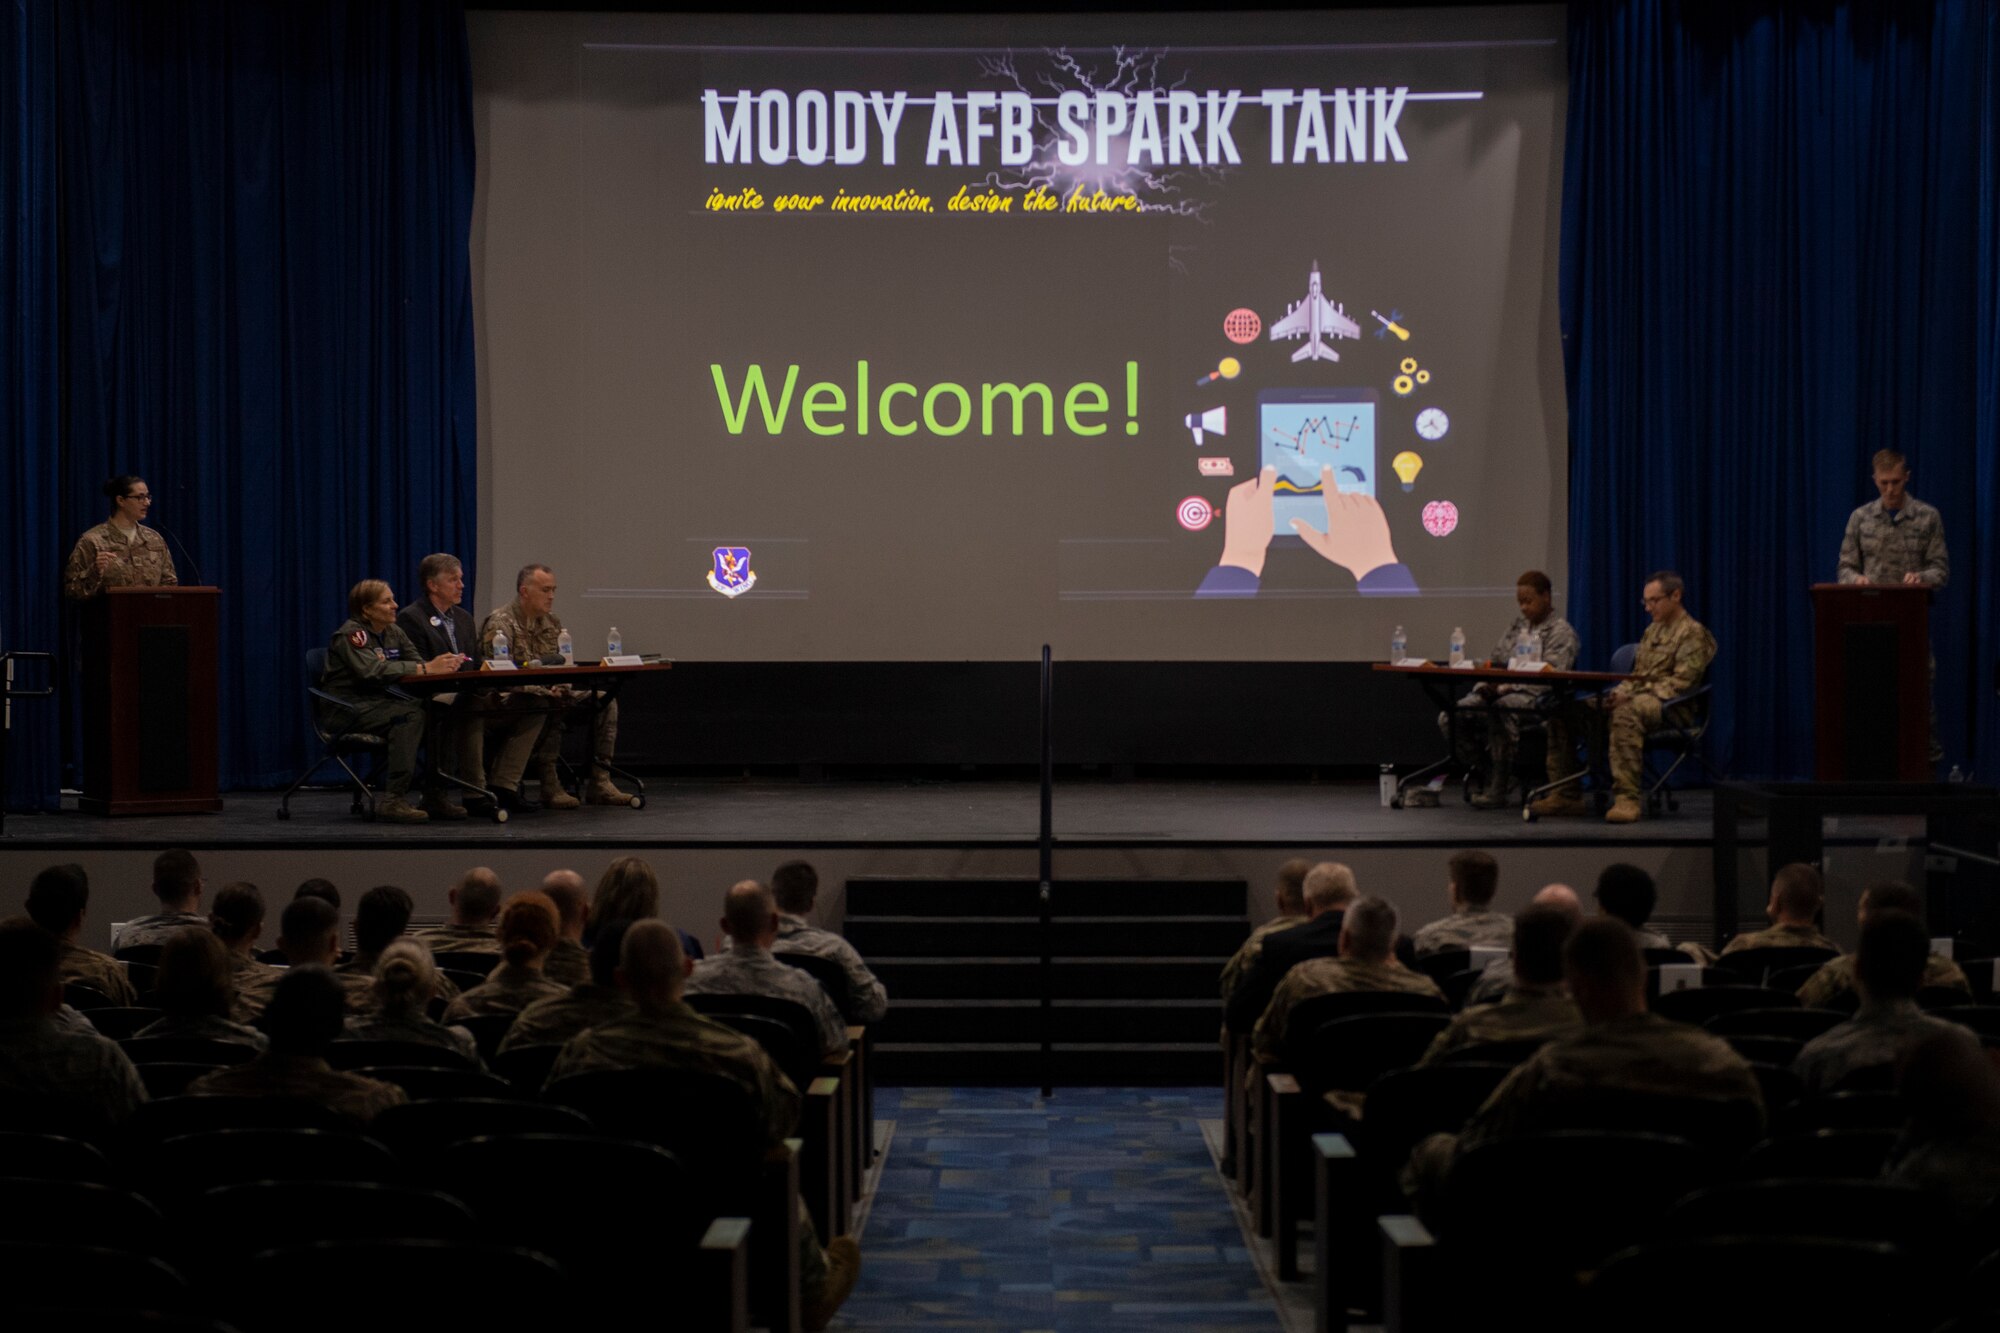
left=152, top=520, right=206, bottom=587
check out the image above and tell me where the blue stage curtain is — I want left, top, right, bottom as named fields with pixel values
left=2, top=0, right=59, bottom=813
left=55, top=0, right=476, bottom=789
left=1563, top=0, right=2000, bottom=780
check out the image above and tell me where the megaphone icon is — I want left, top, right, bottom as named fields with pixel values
left=1184, top=406, right=1227, bottom=447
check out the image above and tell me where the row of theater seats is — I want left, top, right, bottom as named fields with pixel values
left=1218, top=974, right=2000, bottom=1331
left=27, top=976, right=877, bottom=1333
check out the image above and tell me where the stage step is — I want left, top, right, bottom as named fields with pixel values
left=846, top=876, right=1246, bottom=1086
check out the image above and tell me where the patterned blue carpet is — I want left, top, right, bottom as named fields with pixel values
left=837, top=1087, right=1283, bottom=1332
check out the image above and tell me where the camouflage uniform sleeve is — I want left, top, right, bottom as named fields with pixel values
left=1919, top=508, right=1949, bottom=588
left=1837, top=509, right=1866, bottom=584
left=1542, top=618, right=1581, bottom=673
left=833, top=939, right=890, bottom=1024
left=62, top=533, right=105, bottom=601
left=1252, top=971, right=1303, bottom=1064
left=1220, top=937, right=1260, bottom=1000
left=1647, top=623, right=1715, bottom=701
left=759, top=1053, right=803, bottom=1148
left=809, top=985, right=849, bottom=1059
left=478, top=608, right=509, bottom=659
left=1453, top=1054, right=1555, bottom=1155
left=151, top=529, right=180, bottom=587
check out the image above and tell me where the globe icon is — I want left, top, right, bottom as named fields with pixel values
left=1223, top=308, right=1262, bottom=344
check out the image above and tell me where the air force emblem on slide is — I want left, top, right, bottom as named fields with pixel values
left=708, top=547, right=756, bottom=598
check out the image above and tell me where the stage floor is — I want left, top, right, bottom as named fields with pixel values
left=0, top=779, right=1744, bottom=851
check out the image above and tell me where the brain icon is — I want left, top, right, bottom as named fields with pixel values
left=1422, top=500, right=1459, bottom=537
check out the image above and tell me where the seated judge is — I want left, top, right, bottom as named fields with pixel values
left=321, top=579, right=463, bottom=825
left=396, top=552, right=544, bottom=817
left=62, top=474, right=178, bottom=600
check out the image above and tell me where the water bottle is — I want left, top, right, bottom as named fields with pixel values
left=1528, top=630, right=1545, bottom=667
left=1511, top=627, right=1531, bottom=669
left=491, top=629, right=510, bottom=664
left=557, top=628, right=573, bottom=666
left=606, top=626, right=623, bottom=659
left=1449, top=627, right=1466, bottom=667
left=1378, top=763, right=1396, bottom=807
left=1390, top=625, right=1407, bottom=665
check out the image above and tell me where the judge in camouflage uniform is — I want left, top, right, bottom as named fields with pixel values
left=132, top=928, right=267, bottom=1053
left=498, top=920, right=636, bottom=1055
left=444, top=892, right=568, bottom=1021
left=1252, top=897, right=1445, bottom=1066
left=1794, top=911, right=1960, bottom=1097
left=539, top=871, right=592, bottom=987
left=1837, top=449, right=1948, bottom=761
left=1220, top=858, right=1312, bottom=1005
left=1798, top=881, right=1969, bottom=1008
left=410, top=868, right=504, bottom=956
left=1405, top=919, right=1763, bottom=1219
left=1411, top=851, right=1512, bottom=957
left=1439, top=571, right=1582, bottom=808
left=234, top=897, right=372, bottom=1023
left=111, top=849, right=208, bottom=952
left=24, top=863, right=136, bottom=1006
left=548, top=921, right=862, bottom=1331
left=770, top=860, right=889, bottom=1025
left=192, top=967, right=407, bottom=1124
left=1422, top=903, right=1583, bottom=1065
left=1722, top=863, right=1840, bottom=956
left=1533, top=571, right=1716, bottom=824
left=61, top=475, right=178, bottom=601
left=686, top=880, right=849, bottom=1060
left=0, top=916, right=148, bottom=1131
left=321, top=580, right=465, bottom=824
left=478, top=563, right=632, bottom=809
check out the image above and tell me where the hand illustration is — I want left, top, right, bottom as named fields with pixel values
left=1290, top=467, right=1401, bottom=581
left=1218, top=466, right=1279, bottom=578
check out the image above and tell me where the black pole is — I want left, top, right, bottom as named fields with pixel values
left=1, top=650, right=58, bottom=838
left=1039, top=643, right=1053, bottom=1098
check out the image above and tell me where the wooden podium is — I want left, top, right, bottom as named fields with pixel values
left=80, top=586, right=222, bottom=815
left=1811, top=582, right=1929, bottom=782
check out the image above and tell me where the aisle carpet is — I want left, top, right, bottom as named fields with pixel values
left=837, top=1087, right=1283, bottom=1331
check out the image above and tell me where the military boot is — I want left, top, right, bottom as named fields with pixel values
left=537, top=762, right=580, bottom=810
left=1605, top=796, right=1644, bottom=824
left=586, top=769, right=635, bottom=806
left=376, top=795, right=430, bottom=824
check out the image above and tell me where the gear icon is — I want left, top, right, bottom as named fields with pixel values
left=1400, top=357, right=1418, bottom=374
left=1393, top=375, right=1415, bottom=396
left=1416, top=369, right=1431, bottom=384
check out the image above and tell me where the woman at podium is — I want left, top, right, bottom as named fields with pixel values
left=62, top=474, right=179, bottom=600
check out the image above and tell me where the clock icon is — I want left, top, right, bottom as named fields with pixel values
left=1416, top=408, right=1450, bottom=440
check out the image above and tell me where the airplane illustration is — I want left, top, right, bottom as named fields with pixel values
left=1268, top=262, right=1362, bottom=363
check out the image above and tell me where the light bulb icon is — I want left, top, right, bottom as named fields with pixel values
left=1392, top=451, right=1424, bottom=492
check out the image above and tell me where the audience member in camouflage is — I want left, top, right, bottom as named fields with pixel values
left=548, top=920, right=862, bottom=1330
left=1411, top=852, right=1511, bottom=957
left=445, top=892, right=567, bottom=1021
left=1722, top=863, right=1838, bottom=955
left=479, top=564, right=631, bottom=808
left=1795, top=880, right=1968, bottom=1007
left=1462, top=884, right=1581, bottom=1007
left=1534, top=571, right=1716, bottom=824
left=338, top=885, right=460, bottom=1008
left=133, top=928, right=267, bottom=1052
left=1439, top=572, right=1581, bottom=806
left=1422, top=903, right=1583, bottom=1065
left=193, top=967, right=406, bottom=1124
left=1794, top=911, right=1959, bottom=1096
left=210, top=882, right=279, bottom=985
left=687, top=879, right=850, bottom=1058
left=1886, top=1026, right=2000, bottom=1224
left=234, top=897, right=371, bottom=1023
left=1221, top=859, right=1312, bottom=1003
left=62, top=476, right=178, bottom=601
left=410, top=868, right=505, bottom=956
left=497, top=919, right=637, bottom=1055
left=321, top=579, right=464, bottom=824
left=1253, top=897, right=1444, bottom=1065
left=343, top=941, right=482, bottom=1066
left=770, top=860, right=890, bottom=1024
left=110, top=850, right=207, bottom=953
left=540, top=871, right=592, bottom=987
left=24, top=863, right=137, bottom=1006
left=1406, top=919, right=1763, bottom=1218
left=0, top=917, right=148, bottom=1130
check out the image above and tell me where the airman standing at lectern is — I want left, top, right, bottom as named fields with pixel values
left=62, top=475, right=179, bottom=600
left=1837, top=449, right=1948, bottom=762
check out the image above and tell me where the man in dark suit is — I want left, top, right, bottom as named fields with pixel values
left=1225, top=862, right=1357, bottom=1034
left=397, top=552, right=544, bottom=817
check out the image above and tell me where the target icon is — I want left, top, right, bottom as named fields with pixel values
left=1177, top=496, right=1215, bottom=531
left=1222, top=308, right=1262, bottom=344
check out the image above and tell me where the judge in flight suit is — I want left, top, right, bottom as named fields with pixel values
left=321, top=580, right=462, bottom=824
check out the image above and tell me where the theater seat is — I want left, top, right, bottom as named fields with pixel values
left=369, top=1098, right=593, bottom=1161
left=0, top=1243, right=192, bottom=1315
left=243, top=1241, right=568, bottom=1332
left=1585, top=1236, right=1923, bottom=1332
